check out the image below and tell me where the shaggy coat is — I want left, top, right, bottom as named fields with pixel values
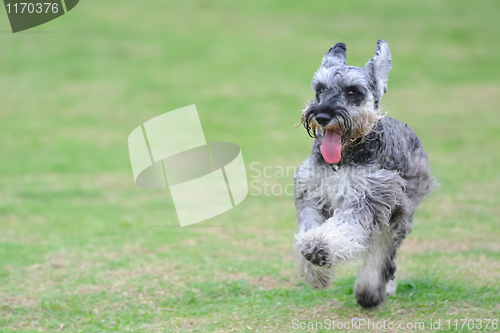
left=293, top=40, right=435, bottom=308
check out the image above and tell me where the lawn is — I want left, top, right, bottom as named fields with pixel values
left=0, top=0, right=499, bottom=332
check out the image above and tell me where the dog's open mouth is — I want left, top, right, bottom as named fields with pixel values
left=320, top=129, right=342, bottom=164
left=295, top=112, right=346, bottom=164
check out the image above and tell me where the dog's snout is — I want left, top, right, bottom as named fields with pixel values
left=315, top=113, right=332, bottom=126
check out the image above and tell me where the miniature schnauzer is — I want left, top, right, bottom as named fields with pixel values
left=293, top=40, right=435, bottom=308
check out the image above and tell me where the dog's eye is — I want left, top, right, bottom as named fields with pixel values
left=345, top=86, right=365, bottom=105
left=346, top=87, right=363, bottom=98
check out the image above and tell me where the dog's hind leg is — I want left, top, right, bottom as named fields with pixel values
left=354, top=228, right=395, bottom=308
left=385, top=205, right=415, bottom=297
left=354, top=200, right=414, bottom=308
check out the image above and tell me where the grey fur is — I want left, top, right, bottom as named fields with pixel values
left=321, top=42, right=347, bottom=69
left=294, top=40, right=436, bottom=308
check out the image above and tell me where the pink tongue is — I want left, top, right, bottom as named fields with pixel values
left=321, top=130, right=342, bottom=164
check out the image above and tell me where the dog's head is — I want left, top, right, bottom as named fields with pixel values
left=300, top=40, right=392, bottom=164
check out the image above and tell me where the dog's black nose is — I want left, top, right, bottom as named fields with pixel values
left=315, top=113, right=332, bottom=126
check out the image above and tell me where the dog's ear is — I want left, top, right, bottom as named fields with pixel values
left=320, top=42, right=347, bottom=69
left=365, top=40, right=392, bottom=100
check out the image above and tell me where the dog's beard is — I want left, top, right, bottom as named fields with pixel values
left=296, top=102, right=383, bottom=163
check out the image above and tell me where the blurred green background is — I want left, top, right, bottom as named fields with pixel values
left=0, top=0, right=499, bottom=332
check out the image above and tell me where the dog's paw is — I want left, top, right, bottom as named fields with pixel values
left=293, top=241, right=335, bottom=290
left=355, top=285, right=386, bottom=309
left=303, top=247, right=330, bottom=267
left=295, top=230, right=333, bottom=267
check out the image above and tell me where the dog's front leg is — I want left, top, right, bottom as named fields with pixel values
left=294, top=201, right=375, bottom=290
left=295, top=197, right=325, bottom=234
left=293, top=195, right=333, bottom=290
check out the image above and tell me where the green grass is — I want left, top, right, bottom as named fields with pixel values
left=1, top=0, right=499, bottom=332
